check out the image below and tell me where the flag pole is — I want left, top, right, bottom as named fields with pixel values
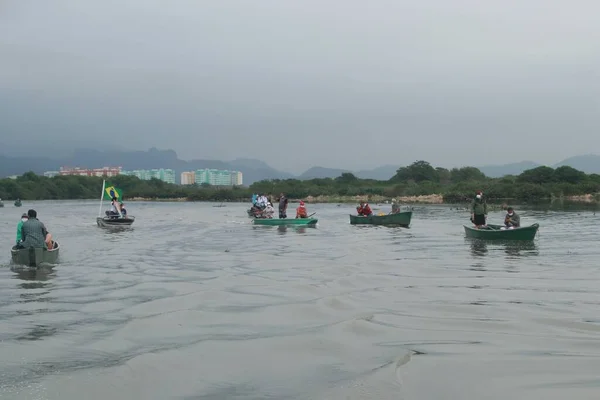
left=98, top=179, right=106, bottom=217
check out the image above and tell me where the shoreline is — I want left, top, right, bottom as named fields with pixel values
left=123, top=193, right=599, bottom=204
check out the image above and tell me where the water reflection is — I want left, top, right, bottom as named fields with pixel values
left=11, top=266, right=55, bottom=283
left=469, top=239, right=488, bottom=257
left=503, top=241, right=539, bottom=258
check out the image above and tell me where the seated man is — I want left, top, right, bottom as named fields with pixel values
left=356, top=201, right=373, bottom=216
left=16, top=213, right=28, bottom=245
left=296, top=201, right=308, bottom=218
left=501, top=207, right=520, bottom=229
left=19, top=209, right=53, bottom=249
left=106, top=197, right=122, bottom=218
left=264, top=202, right=275, bottom=218
left=120, top=202, right=127, bottom=216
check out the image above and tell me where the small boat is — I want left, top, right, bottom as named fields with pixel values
left=97, top=216, right=135, bottom=227
left=463, top=223, right=539, bottom=241
left=14, top=199, right=22, bottom=207
left=253, top=217, right=318, bottom=226
left=11, top=241, right=60, bottom=267
left=96, top=180, right=134, bottom=227
left=349, top=211, right=412, bottom=227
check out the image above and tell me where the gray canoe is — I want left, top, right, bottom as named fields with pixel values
left=11, top=241, right=60, bottom=267
left=96, top=216, right=135, bottom=227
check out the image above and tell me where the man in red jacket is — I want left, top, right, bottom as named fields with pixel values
left=356, top=201, right=373, bottom=216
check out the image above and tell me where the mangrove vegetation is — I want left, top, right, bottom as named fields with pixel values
left=1, top=161, right=600, bottom=203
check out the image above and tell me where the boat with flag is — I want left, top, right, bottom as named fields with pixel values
left=96, top=180, right=135, bottom=227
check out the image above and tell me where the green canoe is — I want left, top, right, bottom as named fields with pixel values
left=349, top=211, right=412, bottom=227
left=11, top=241, right=60, bottom=267
left=253, top=218, right=318, bottom=226
left=464, top=223, right=539, bottom=241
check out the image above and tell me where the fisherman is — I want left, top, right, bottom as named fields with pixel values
left=356, top=201, right=373, bottom=216
left=16, top=212, right=28, bottom=245
left=278, top=193, right=289, bottom=219
left=502, top=207, right=521, bottom=229
left=18, top=209, right=54, bottom=249
left=296, top=201, right=308, bottom=218
left=470, top=190, right=488, bottom=228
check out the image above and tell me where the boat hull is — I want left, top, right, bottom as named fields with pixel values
left=97, top=216, right=135, bottom=227
left=11, top=242, right=60, bottom=267
left=253, top=218, right=318, bottom=226
left=464, top=223, right=539, bottom=241
left=349, top=211, right=412, bottom=227
left=14, top=202, right=21, bottom=207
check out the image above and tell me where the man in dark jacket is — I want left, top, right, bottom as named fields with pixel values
left=278, top=193, right=288, bottom=219
left=470, top=191, right=488, bottom=228
left=19, top=209, right=52, bottom=249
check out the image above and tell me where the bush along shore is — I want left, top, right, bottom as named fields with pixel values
left=1, top=162, right=600, bottom=204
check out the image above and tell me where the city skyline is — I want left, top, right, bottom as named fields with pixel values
left=41, top=166, right=243, bottom=186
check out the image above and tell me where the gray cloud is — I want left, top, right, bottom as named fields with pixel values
left=1, top=0, right=599, bottom=173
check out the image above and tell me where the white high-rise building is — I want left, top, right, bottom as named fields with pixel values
left=180, top=171, right=196, bottom=185
left=230, top=171, right=243, bottom=186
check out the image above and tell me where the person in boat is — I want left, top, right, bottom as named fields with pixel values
left=470, top=190, right=488, bottom=228
left=120, top=202, right=127, bottom=216
left=255, top=194, right=267, bottom=209
left=391, top=198, right=401, bottom=214
left=18, top=209, right=54, bottom=249
left=501, top=207, right=520, bottom=229
left=16, top=212, right=28, bottom=245
left=356, top=201, right=373, bottom=216
left=106, top=197, right=122, bottom=218
left=264, top=202, right=275, bottom=218
left=278, top=192, right=289, bottom=219
left=251, top=193, right=258, bottom=206
left=296, top=200, right=308, bottom=218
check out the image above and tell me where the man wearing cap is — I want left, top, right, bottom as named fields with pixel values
left=15, top=212, right=28, bottom=245
left=18, top=209, right=53, bottom=249
left=470, top=191, right=488, bottom=228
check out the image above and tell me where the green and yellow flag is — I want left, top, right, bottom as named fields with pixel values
left=104, top=183, right=123, bottom=200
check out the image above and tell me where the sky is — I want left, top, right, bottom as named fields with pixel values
left=1, top=0, right=599, bottom=174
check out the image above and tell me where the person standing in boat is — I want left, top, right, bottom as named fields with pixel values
left=356, top=201, right=373, bottom=216
left=470, top=191, right=488, bottom=228
left=502, top=207, right=520, bottom=229
left=15, top=213, right=28, bottom=245
left=296, top=201, right=308, bottom=218
left=278, top=193, right=289, bottom=219
left=18, top=209, right=53, bottom=249
left=251, top=193, right=258, bottom=206
left=391, top=199, right=401, bottom=214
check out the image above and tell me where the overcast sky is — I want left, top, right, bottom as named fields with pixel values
left=1, top=0, right=599, bottom=173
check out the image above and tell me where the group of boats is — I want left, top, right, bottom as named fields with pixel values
left=10, top=181, right=134, bottom=268
left=8, top=188, right=539, bottom=269
left=0, top=198, right=22, bottom=208
left=247, top=204, right=540, bottom=241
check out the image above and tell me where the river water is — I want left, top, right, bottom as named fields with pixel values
left=1, top=201, right=599, bottom=399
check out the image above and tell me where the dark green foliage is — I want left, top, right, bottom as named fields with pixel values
left=1, top=161, right=600, bottom=203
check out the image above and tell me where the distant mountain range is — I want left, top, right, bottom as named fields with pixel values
left=2, top=148, right=600, bottom=183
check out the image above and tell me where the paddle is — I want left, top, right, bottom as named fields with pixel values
left=307, top=212, right=316, bottom=218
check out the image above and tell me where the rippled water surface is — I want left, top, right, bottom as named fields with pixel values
left=1, top=201, right=600, bottom=399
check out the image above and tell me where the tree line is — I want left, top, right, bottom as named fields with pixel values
left=1, top=162, right=599, bottom=203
